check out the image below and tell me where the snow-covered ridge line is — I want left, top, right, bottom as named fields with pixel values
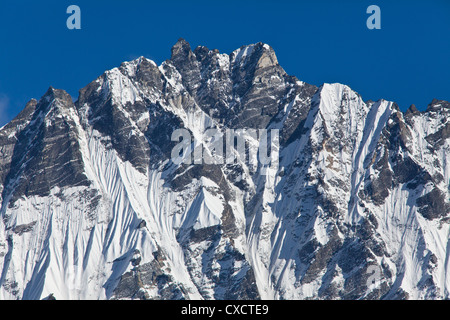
left=1, top=39, right=449, bottom=300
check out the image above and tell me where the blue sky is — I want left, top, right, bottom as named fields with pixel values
left=0, top=0, right=449, bottom=126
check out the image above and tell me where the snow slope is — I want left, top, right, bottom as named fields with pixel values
left=0, top=39, right=449, bottom=300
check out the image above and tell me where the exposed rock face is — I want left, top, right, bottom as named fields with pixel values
left=1, top=88, right=90, bottom=206
left=0, top=39, right=449, bottom=300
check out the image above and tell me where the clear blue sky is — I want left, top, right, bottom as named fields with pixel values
left=0, top=0, right=449, bottom=126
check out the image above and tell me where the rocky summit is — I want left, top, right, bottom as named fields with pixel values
left=0, top=39, right=449, bottom=300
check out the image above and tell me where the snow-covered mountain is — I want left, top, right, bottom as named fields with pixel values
left=1, top=39, right=449, bottom=300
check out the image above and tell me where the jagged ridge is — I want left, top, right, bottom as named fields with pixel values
left=0, top=39, right=449, bottom=300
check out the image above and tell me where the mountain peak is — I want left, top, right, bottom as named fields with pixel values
left=405, top=104, right=420, bottom=116
left=42, top=86, right=73, bottom=103
left=171, top=38, right=194, bottom=61
left=230, top=42, right=277, bottom=67
left=426, top=98, right=450, bottom=112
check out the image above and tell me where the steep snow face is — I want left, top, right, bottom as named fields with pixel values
left=373, top=103, right=450, bottom=299
left=1, top=39, right=450, bottom=300
left=243, top=83, right=397, bottom=299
